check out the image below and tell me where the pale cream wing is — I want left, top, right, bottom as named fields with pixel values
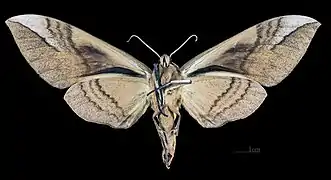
left=5, top=14, right=151, bottom=89
left=181, top=72, right=267, bottom=128
left=63, top=74, right=151, bottom=129
left=180, top=15, right=321, bottom=87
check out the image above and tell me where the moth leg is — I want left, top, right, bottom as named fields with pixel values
left=147, top=79, right=192, bottom=96
left=153, top=112, right=164, bottom=131
left=158, top=105, right=168, bottom=117
left=152, top=63, right=168, bottom=117
left=149, top=79, right=191, bottom=117
left=149, top=79, right=192, bottom=117
left=171, top=113, right=181, bottom=136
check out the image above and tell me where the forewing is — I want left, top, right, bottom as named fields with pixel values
left=180, top=15, right=321, bottom=87
left=181, top=72, right=267, bottom=128
left=5, top=14, right=152, bottom=89
left=64, top=74, right=151, bottom=129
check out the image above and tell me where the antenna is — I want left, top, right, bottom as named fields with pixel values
left=169, top=35, right=198, bottom=57
left=127, top=35, right=161, bottom=58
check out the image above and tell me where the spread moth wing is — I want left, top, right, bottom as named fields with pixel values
left=6, top=14, right=152, bottom=128
left=181, top=72, right=267, bottom=128
left=5, top=14, right=152, bottom=89
left=180, top=15, right=320, bottom=128
left=64, top=74, right=151, bottom=128
left=180, top=15, right=321, bottom=87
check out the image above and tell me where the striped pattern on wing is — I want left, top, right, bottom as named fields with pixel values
left=64, top=74, right=151, bottom=128
left=5, top=14, right=151, bottom=89
left=180, top=15, right=321, bottom=87
left=181, top=72, right=267, bottom=128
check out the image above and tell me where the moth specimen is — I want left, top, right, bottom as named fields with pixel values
left=5, top=14, right=320, bottom=169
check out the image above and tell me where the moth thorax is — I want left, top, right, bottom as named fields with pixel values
left=160, top=54, right=171, bottom=68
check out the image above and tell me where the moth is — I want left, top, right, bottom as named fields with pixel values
left=6, top=14, right=320, bottom=169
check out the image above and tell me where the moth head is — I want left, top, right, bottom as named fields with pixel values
left=160, top=54, right=171, bottom=68
left=160, top=34, right=198, bottom=69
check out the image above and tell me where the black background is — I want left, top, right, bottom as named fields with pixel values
left=3, top=1, right=329, bottom=178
